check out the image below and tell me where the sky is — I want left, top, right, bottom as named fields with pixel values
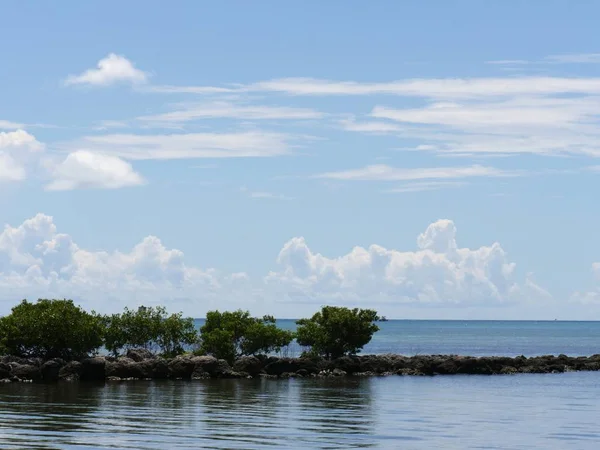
left=1, top=0, right=600, bottom=319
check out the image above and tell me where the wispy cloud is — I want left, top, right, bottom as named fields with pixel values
left=137, top=101, right=324, bottom=125
left=65, top=53, right=148, bottom=86
left=385, top=181, right=467, bottom=193
left=545, top=53, right=600, bottom=64
left=314, top=164, right=518, bottom=182
left=0, top=120, right=25, bottom=130
left=240, top=186, right=290, bottom=199
left=64, top=131, right=293, bottom=160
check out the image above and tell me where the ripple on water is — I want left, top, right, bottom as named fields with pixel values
left=1, top=373, right=600, bottom=449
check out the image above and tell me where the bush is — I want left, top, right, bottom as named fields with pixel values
left=198, top=310, right=294, bottom=363
left=104, top=306, right=197, bottom=357
left=296, top=306, right=380, bottom=359
left=0, top=299, right=105, bottom=360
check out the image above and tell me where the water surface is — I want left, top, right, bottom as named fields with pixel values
left=1, top=374, right=600, bottom=449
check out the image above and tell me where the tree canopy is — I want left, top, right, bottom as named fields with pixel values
left=295, top=306, right=380, bottom=359
left=0, top=299, right=105, bottom=360
left=197, top=310, right=294, bottom=363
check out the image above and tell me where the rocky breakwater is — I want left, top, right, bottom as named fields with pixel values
left=2, top=351, right=600, bottom=383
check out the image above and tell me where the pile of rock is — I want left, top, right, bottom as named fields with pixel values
left=2, top=351, right=600, bottom=383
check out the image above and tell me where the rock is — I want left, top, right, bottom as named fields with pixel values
left=0, top=362, right=11, bottom=379
left=41, top=358, right=66, bottom=381
left=59, top=361, right=83, bottom=381
left=331, top=356, right=361, bottom=374
left=80, top=357, right=106, bottom=381
left=10, top=363, right=42, bottom=381
left=126, top=348, right=155, bottom=362
left=332, top=368, right=346, bottom=377
left=264, top=358, right=319, bottom=376
left=233, top=356, right=264, bottom=376
left=168, top=355, right=197, bottom=379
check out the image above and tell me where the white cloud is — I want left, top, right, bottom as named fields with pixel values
left=0, top=120, right=24, bottom=130
left=45, top=150, right=145, bottom=191
left=137, top=101, right=324, bottom=125
left=385, top=181, right=466, bottom=193
left=266, top=219, right=548, bottom=306
left=0, top=214, right=550, bottom=315
left=240, top=186, right=290, bottom=200
left=240, top=76, right=600, bottom=98
left=315, top=164, right=515, bottom=182
left=65, top=53, right=148, bottom=86
left=68, top=131, right=292, bottom=160
left=0, top=213, right=233, bottom=313
left=0, top=130, right=44, bottom=182
left=545, top=53, right=600, bottom=64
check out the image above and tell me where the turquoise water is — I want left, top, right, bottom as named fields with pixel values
left=195, top=319, right=600, bottom=356
left=2, top=320, right=600, bottom=449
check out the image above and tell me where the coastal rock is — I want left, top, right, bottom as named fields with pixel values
left=0, top=362, right=11, bottom=379
left=41, top=358, right=66, bottom=381
left=233, top=356, right=263, bottom=376
left=126, top=348, right=155, bottom=362
left=59, top=361, right=83, bottom=381
left=168, top=355, right=233, bottom=379
left=10, top=363, right=42, bottom=381
left=264, top=357, right=319, bottom=376
left=80, top=357, right=106, bottom=381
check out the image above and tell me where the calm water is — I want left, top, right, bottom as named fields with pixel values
left=195, top=319, right=600, bottom=357
left=1, top=374, right=600, bottom=449
left=2, top=320, right=600, bottom=449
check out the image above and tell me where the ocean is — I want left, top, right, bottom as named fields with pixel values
left=1, top=320, right=600, bottom=449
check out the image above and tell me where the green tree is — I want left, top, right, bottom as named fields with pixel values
left=198, top=310, right=294, bottom=363
left=0, top=299, right=105, bottom=360
left=295, top=306, right=380, bottom=359
left=104, top=306, right=197, bottom=357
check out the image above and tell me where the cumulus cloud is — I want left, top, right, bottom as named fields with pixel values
left=0, top=120, right=24, bottom=130
left=0, top=213, right=235, bottom=313
left=0, top=214, right=549, bottom=315
left=266, top=219, right=548, bottom=307
left=0, top=130, right=44, bottom=182
left=65, top=53, right=148, bottom=86
left=45, top=150, right=145, bottom=191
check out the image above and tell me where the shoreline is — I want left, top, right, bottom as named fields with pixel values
left=2, top=351, right=600, bottom=383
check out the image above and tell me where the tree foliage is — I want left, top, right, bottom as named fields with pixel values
left=104, top=306, right=197, bottom=357
left=0, top=299, right=105, bottom=360
left=295, top=306, right=380, bottom=359
left=198, top=310, right=294, bottom=363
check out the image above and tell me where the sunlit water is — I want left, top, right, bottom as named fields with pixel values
left=199, top=319, right=600, bottom=357
left=3, top=320, right=600, bottom=449
left=1, top=374, right=600, bottom=449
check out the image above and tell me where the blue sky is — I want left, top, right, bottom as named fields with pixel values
left=1, top=0, right=600, bottom=319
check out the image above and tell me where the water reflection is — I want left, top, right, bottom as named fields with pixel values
left=1, top=374, right=600, bottom=449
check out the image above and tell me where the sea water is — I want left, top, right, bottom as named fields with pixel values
left=1, top=320, right=600, bottom=449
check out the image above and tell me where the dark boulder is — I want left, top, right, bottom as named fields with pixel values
left=264, top=358, right=319, bottom=376
left=126, top=348, right=155, bottom=362
left=80, top=357, right=106, bottom=381
left=331, top=356, right=361, bottom=374
left=59, top=361, right=83, bottom=381
left=0, top=362, right=11, bottom=379
left=10, top=363, right=42, bottom=381
left=233, top=356, right=264, bottom=376
left=41, top=358, right=66, bottom=382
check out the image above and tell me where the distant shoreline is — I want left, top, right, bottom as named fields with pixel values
left=3, top=352, right=600, bottom=383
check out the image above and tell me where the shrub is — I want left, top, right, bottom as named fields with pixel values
left=0, top=299, right=104, bottom=360
left=104, top=306, right=197, bottom=357
left=295, top=306, right=380, bottom=359
left=197, top=310, right=294, bottom=363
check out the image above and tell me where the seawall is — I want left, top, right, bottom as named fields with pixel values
left=2, top=350, right=600, bottom=383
